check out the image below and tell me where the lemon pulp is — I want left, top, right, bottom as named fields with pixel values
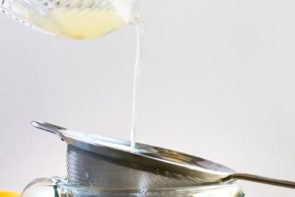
left=36, top=8, right=124, bottom=39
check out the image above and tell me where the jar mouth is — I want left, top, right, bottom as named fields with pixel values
left=22, top=177, right=245, bottom=197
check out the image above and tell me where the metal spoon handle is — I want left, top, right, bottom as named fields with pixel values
left=225, top=173, right=295, bottom=189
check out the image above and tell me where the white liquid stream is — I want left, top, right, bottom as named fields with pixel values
left=130, top=23, right=143, bottom=152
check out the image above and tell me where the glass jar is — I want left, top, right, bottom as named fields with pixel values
left=21, top=177, right=245, bottom=197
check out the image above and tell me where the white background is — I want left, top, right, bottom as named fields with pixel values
left=0, top=0, right=295, bottom=196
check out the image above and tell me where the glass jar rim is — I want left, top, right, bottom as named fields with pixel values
left=21, top=177, right=245, bottom=196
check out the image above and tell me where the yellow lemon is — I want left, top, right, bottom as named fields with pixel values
left=0, top=191, right=19, bottom=197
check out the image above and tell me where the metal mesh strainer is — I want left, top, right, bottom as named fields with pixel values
left=32, top=121, right=295, bottom=190
left=67, top=145, right=204, bottom=189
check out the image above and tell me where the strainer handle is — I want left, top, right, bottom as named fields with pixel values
left=224, top=173, right=295, bottom=189
left=31, top=121, right=66, bottom=135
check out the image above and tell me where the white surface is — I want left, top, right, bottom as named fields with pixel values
left=0, top=0, right=294, bottom=196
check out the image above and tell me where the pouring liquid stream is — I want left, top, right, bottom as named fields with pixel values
left=130, top=22, right=143, bottom=152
